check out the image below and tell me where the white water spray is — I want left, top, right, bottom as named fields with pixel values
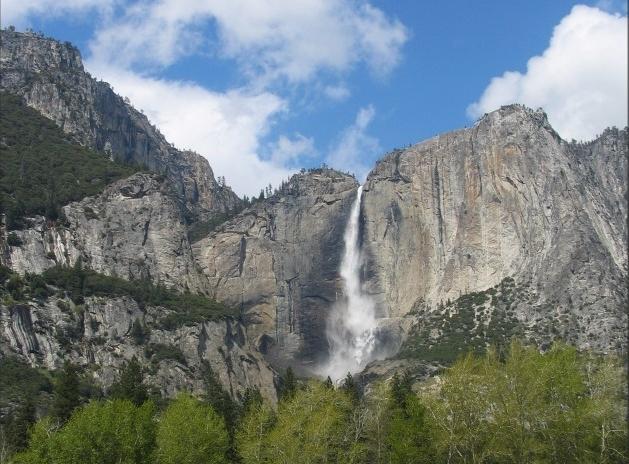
left=322, top=185, right=377, bottom=381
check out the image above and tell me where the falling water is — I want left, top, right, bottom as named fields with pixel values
left=322, top=185, right=377, bottom=381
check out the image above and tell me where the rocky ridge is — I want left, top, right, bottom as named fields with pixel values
left=4, top=173, right=206, bottom=292
left=0, top=28, right=241, bottom=221
left=1, top=30, right=627, bottom=401
left=193, top=169, right=359, bottom=373
left=0, top=294, right=277, bottom=402
left=361, top=105, right=627, bottom=355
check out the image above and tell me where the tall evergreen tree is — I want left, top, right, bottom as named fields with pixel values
left=281, top=367, right=297, bottom=400
left=390, top=370, right=413, bottom=410
left=52, top=362, right=80, bottom=423
left=202, top=363, right=237, bottom=433
left=109, top=357, right=148, bottom=406
left=4, top=399, right=35, bottom=455
left=341, top=372, right=360, bottom=403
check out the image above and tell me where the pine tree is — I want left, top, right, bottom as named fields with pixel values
left=130, top=318, right=149, bottom=345
left=324, top=376, right=334, bottom=389
left=340, top=372, right=359, bottom=403
left=241, top=387, right=263, bottom=415
left=281, top=367, right=297, bottom=400
left=5, top=399, right=36, bottom=455
left=52, top=362, right=80, bottom=423
left=109, top=357, right=148, bottom=406
left=391, top=370, right=413, bottom=410
left=202, top=363, right=237, bottom=433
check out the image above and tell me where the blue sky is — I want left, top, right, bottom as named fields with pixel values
left=3, top=0, right=627, bottom=196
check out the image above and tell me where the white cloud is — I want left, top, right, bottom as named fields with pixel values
left=326, top=105, right=380, bottom=180
left=268, top=134, right=316, bottom=166
left=324, top=84, right=351, bottom=101
left=88, top=0, right=408, bottom=83
left=468, top=5, right=628, bottom=141
left=1, top=0, right=114, bottom=28
left=86, top=62, right=294, bottom=197
left=4, top=1, right=409, bottom=197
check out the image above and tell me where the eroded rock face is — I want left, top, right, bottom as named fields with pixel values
left=0, top=29, right=241, bottom=220
left=4, top=173, right=206, bottom=292
left=361, top=106, right=627, bottom=352
left=194, top=170, right=359, bottom=373
left=0, top=295, right=278, bottom=402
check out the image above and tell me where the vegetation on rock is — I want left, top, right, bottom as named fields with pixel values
left=0, top=92, right=140, bottom=229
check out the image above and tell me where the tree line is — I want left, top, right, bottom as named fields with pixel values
left=2, top=340, right=626, bottom=463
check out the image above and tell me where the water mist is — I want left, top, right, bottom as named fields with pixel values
left=322, top=185, right=378, bottom=381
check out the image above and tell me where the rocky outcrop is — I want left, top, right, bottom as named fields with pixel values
left=0, top=295, right=278, bottom=402
left=4, top=173, right=207, bottom=292
left=0, top=29, right=241, bottom=220
left=361, top=106, right=627, bottom=353
left=194, top=170, right=359, bottom=373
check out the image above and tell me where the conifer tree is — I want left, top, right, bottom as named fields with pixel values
left=109, top=357, right=148, bottom=406
left=281, top=367, right=297, bottom=400
left=340, top=372, right=359, bottom=403
left=52, top=362, right=80, bottom=423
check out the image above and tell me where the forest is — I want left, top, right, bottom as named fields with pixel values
left=2, top=341, right=626, bottom=464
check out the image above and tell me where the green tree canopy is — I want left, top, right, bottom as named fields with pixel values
left=155, top=394, right=229, bottom=464
left=14, top=400, right=156, bottom=464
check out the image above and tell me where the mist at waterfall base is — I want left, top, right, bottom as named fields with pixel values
left=320, top=185, right=381, bottom=381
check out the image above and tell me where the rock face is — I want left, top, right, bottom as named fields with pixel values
left=1, top=30, right=626, bottom=397
left=4, top=173, right=206, bottom=292
left=0, top=295, right=277, bottom=402
left=361, top=106, right=627, bottom=353
left=0, top=29, right=240, bottom=220
left=194, top=170, right=359, bottom=373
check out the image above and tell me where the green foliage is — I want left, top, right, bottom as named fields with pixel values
left=0, top=358, right=49, bottom=458
left=280, top=367, right=297, bottom=400
left=387, top=395, right=434, bottom=464
left=2, top=399, right=36, bottom=456
left=130, top=319, right=149, bottom=345
left=0, top=92, right=139, bottom=229
left=144, top=343, right=187, bottom=366
left=9, top=341, right=626, bottom=464
left=51, top=362, right=80, bottom=424
left=399, top=277, right=525, bottom=362
left=38, top=265, right=237, bottom=322
left=235, top=402, right=276, bottom=464
left=6, top=232, right=23, bottom=246
left=187, top=212, right=237, bottom=243
left=0, top=357, right=52, bottom=411
left=14, top=400, right=156, bottom=464
left=340, top=372, right=360, bottom=403
left=389, top=370, right=413, bottom=409
left=202, top=363, right=238, bottom=431
left=155, top=394, right=229, bottom=464
left=237, top=382, right=356, bottom=464
left=422, top=340, right=628, bottom=463
left=109, top=357, right=149, bottom=406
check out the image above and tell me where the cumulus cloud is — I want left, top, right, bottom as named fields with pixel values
left=324, top=84, right=351, bottom=101
left=86, top=62, right=294, bottom=196
left=468, top=5, right=628, bottom=141
left=88, top=0, right=408, bottom=83
left=268, top=134, right=317, bottom=166
left=1, top=0, right=114, bottom=28
left=4, top=1, right=409, bottom=197
left=326, top=105, right=380, bottom=180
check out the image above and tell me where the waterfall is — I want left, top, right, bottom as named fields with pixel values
left=322, top=185, right=377, bottom=381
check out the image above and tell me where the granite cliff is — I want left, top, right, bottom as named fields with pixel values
left=1, top=30, right=627, bottom=403
left=0, top=29, right=240, bottom=222
left=362, top=106, right=627, bottom=360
